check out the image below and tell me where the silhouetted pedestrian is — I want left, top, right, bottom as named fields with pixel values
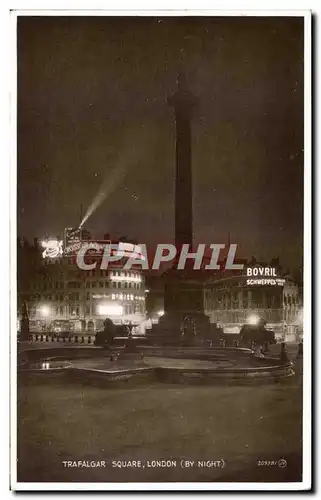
left=280, top=342, right=289, bottom=363
left=297, top=341, right=303, bottom=357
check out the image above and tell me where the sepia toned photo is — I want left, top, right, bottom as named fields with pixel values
left=12, top=10, right=311, bottom=491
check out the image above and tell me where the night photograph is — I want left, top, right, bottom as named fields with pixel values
left=13, top=12, right=310, bottom=490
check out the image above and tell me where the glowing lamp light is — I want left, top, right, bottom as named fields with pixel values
left=247, top=314, right=260, bottom=326
left=97, top=304, right=123, bottom=316
left=40, top=305, right=50, bottom=317
left=157, top=310, right=165, bottom=317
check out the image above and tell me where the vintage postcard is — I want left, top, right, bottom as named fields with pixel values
left=11, top=9, right=311, bottom=491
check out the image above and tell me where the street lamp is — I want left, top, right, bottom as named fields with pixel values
left=39, top=305, right=50, bottom=332
left=247, top=314, right=260, bottom=326
left=40, top=305, right=50, bottom=317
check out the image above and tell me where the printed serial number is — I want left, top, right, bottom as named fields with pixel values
left=257, top=460, right=277, bottom=466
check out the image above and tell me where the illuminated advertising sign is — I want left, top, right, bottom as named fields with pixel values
left=64, top=240, right=145, bottom=262
left=97, top=304, right=123, bottom=316
left=41, top=239, right=63, bottom=259
left=64, top=241, right=109, bottom=255
left=245, top=266, right=285, bottom=286
left=64, top=241, right=84, bottom=255
left=64, top=227, right=82, bottom=247
left=246, top=267, right=277, bottom=277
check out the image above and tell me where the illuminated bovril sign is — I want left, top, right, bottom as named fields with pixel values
left=42, top=239, right=63, bottom=259
left=246, top=267, right=285, bottom=286
left=246, top=267, right=277, bottom=277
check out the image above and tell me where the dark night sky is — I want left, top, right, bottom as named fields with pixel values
left=17, top=16, right=304, bottom=270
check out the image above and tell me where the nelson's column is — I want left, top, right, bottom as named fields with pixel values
left=148, top=73, right=216, bottom=345
left=169, top=71, right=196, bottom=251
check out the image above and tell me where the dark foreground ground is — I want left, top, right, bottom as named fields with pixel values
left=17, top=345, right=303, bottom=484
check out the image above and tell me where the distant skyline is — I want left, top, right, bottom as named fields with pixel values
left=17, top=16, right=304, bottom=270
